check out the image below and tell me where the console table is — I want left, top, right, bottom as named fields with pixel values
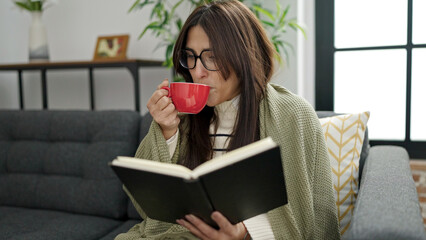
left=0, top=59, right=164, bottom=112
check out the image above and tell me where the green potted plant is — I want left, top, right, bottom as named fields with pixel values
left=129, top=0, right=305, bottom=73
left=14, top=0, right=46, bottom=11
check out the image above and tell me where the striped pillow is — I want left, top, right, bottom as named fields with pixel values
left=319, top=112, right=370, bottom=236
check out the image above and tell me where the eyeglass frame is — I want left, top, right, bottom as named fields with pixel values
left=179, top=48, right=219, bottom=71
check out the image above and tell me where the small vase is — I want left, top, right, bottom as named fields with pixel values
left=29, top=11, right=49, bottom=62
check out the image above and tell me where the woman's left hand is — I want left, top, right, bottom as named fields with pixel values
left=176, top=211, right=247, bottom=240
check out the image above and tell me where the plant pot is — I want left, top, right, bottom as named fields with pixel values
left=29, top=11, right=49, bottom=62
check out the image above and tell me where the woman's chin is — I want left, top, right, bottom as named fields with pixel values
left=206, top=102, right=214, bottom=107
left=205, top=98, right=217, bottom=107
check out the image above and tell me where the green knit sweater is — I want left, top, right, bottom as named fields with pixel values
left=115, top=84, right=341, bottom=240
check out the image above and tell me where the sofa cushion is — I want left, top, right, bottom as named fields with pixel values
left=319, top=111, right=370, bottom=236
left=316, top=111, right=370, bottom=183
left=0, top=206, right=123, bottom=240
left=0, top=110, right=140, bottom=219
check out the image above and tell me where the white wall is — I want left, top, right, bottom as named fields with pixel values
left=0, top=0, right=314, bottom=114
left=269, top=0, right=316, bottom=106
left=298, top=0, right=316, bottom=106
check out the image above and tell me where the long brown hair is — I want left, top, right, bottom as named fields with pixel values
left=173, top=0, right=276, bottom=169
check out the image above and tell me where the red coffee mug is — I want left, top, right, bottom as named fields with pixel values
left=161, top=82, right=210, bottom=114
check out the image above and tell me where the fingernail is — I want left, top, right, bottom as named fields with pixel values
left=185, top=214, right=194, bottom=220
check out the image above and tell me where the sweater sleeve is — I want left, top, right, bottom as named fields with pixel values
left=311, top=118, right=341, bottom=238
left=115, top=120, right=197, bottom=240
left=166, top=129, right=179, bottom=159
left=259, top=84, right=340, bottom=239
left=243, top=214, right=275, bottom=239
left=134, top=120, right=176, bottom=163
left=121, top=120, right=174, bottom=220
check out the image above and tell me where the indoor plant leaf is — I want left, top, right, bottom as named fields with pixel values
left=279, top=5, right=290, bottom=24
left=175, top=18, right=183, bottom=31
left=170, top=0, right=184, bottom=18
left=151, top=2, right=164, bottom=20
left=128, top=0, right=306, bottom=72
left=14, top=1, right=33, bottom=11
left=164, top=43, right=174, bottom=67
left=289, top=20, right=307, bottom=39
left=138, top=21, right=161, bottom=39
left=261, top=20, right=274, bottom=28
left=253, top=5, right=274, bottom=21
left=128, top=0, right=155, bottom=13
left=274, top=0, right=281, bottom=20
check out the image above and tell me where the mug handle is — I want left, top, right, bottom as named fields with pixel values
left=161, top=86, right=171, bottom=97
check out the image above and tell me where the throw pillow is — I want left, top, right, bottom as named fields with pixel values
left=319, top=112, right=370, bottom=236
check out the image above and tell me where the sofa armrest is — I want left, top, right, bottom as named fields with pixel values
left=345, top=146, right=425, bottom=240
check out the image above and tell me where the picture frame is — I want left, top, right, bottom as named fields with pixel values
left=93, top=34, right=129, bottom=61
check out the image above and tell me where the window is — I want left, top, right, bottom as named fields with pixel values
left=316, top=0, right=426, bottom=158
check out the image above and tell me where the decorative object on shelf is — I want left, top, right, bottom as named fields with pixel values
left=29, top=11, right=49, bottom=62
left=128, top=0, right=306, bottom=69
left=13, top=0, right=56, bottom=62
left=93, top=34, right=130, bottom=61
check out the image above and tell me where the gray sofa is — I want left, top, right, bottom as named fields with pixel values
left=0, top=110, right=424, bottom=239
left=317, top=112, right=425, bottom=240
left=0, top=110, right=145, bottom=240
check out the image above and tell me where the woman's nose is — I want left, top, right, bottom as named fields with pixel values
left=193, top=58, right=208, bottom=78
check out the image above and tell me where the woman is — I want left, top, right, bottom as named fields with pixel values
left=116, top=1, right=340, bottom=239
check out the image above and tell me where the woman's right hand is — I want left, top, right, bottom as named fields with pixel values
left=147, top=79, right=180, bottom=140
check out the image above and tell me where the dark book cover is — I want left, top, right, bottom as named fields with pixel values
left=200, top=146, right=287, bottom=224
left=110, top=166, right=216, bottom=226
left=110, top=138, right=287, bottom=226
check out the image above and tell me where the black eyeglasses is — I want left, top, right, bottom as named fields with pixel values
left=179, top=49, right=218, bottom=71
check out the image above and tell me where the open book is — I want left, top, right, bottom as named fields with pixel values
left=110, top=137, right=287, bottom=227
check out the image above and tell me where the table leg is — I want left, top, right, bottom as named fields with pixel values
left=89, top=67, right=95, bottom=110
left=127, top=65, right=140, bottom=112
left=41, top=69, right=48, bottom=109
left=18, top=70, right=24, bottom=109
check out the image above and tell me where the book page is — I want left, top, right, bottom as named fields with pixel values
left=111, top=156, right=193, bottom=180
left=192, top=137, right=277, bottom=178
